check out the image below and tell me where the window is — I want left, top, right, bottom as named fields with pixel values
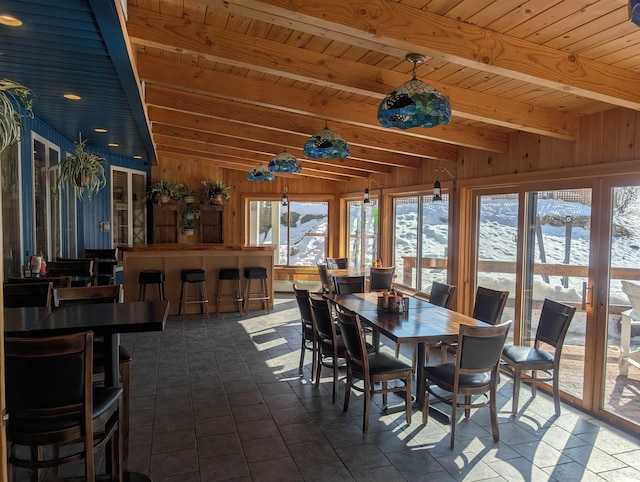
left=247, top=199, right=328, bottom=266
left=112, top=167, right=146, bottom=246
left=392, top=193, right=449, bottom=293
left=32, top=133, right=61, bottom=261
left=346, top=198, right=378, bottom=269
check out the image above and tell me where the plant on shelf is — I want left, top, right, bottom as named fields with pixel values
left=147, top=180, right=181, bottom=204
left=0, top=78, right=33, bottom=154
left=178, top=183, right=197, bottom=204
left=180, top=204, right=200, bottom=235
left=59, top=138, right=107, bottom=200
left=201, top=179, right=231, bottom=205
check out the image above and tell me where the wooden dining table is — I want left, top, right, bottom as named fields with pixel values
left=324, top=292, right=490, bottom=409
left=4, top=300, right=170, bottom=482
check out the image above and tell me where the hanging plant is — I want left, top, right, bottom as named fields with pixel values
left=0, top=78, right=34, bottom=153
left=147, top=180, right=181, bottom=204
left=59, top=138, right=107, bottom=200
left=201, top=179, right=230, bottom=205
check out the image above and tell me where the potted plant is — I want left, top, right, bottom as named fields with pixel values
left=180, top=205, right=199, bottom=236
left=178, top=183, right=197, bottom=204
left=59, top=138, right=107, bottom=200
left=147, top=180, right=181, bottom=204
left=0, top=78, right=33, bottom=153
left=201, top=179, right=231, bottom=205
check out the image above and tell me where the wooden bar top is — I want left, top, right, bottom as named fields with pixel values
left=119, top=244, right=276, bottom=252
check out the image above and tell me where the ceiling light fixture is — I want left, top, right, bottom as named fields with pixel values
left=363, top=188, right=370, bottom=204
left=378, top=53, right=451, bottom=130
left=268, top=150, right=302, bottom=174
left=433, top=166, right=456, bottom=202
left=95, top=128, right=107, bottom=133
left=63, top=93, right=81, bottom=101
left=281, top=186, right=289, bottom=207
left=247, top=164, right=275, bottom=181
left=364, top=178, right=382, bottom=205
left=0, top=15, right=22, bottom=27
left=303, top=122, right=349, bottom=159
left=631, top=0, right=640, bottom=26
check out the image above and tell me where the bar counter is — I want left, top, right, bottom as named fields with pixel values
left=121, top=244, right=275, bottom=315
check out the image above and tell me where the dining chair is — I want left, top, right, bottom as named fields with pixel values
left=326, top=257, right=349, bottom=269
left=422, top=320, right=512, bottom=449
left=333, top=275, right=366, bottom=294
left=5, top=331, right=122, bottom=482
left=293, top=284, right=317, bottom=380
left=84, top=248, right=118, bottom=285
left=368, top=266, right=396, bottom=291
left=335, top=309, right=413, bottom=433
left=309, top=295, right=347, bottom=403
left=395, top=281, right=456, bottom=367
left=473, top=286, right=509, bottom=325
left=8, top=275, right=72, bottom=289
left=49, top=259, right=95, bottom=285
left=501, top=299, right=576, bottom=415
left=51, top=283, right=131, bottom=470
left=3, top=281, right=53, bottom=308
left=317, top=262, right=332, bottom=294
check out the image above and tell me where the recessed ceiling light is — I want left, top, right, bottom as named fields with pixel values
left=63, top=94, right=81, bottom=100
left=0, top=15, right=22, bottom=27
left=95, top=128, right=108, bottom=133
left=133, top=155, right=143, bottom=159
left=108, top=143, right=119, bottom=147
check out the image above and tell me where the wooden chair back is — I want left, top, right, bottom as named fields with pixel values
left=316, top=263, right=332, bottom=293
left=472, top=286, right=509, bottom=325
left=3, top=281, right=52, bottom=308
left=368, top=266, right=395, bottom=291
left=53, top=284, right=123, bottom=308
left=49, top=259, right=95, bottom=278
left=84, top=248, right=118, bottom=285
left=326, top=257, right=348, bottom=269
left=333, top=275, right=365, bottom=294
left=8, top=275, right=72, bottom=289
left=429, top=281, right=456, bottom=309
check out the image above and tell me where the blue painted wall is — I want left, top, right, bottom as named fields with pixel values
left=18, top=113, right=151, bottom=260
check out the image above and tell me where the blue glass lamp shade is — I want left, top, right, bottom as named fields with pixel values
left=631, top=0, right=640, bottom=26
left=303, top=127, right=349, bottom=159
left=247, top=164, right=275, bottom=181
left=268, top=151, right=302, bottom=173
left=378, top=78, right=451, bottom=129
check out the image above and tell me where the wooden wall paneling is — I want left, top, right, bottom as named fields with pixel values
left=633, top=111, right=640, bottom=160
left=616, top=108, right=636, bottom=162
left=587, top=112, right=605, bottom=165
left=602, top=109, right=620, bottom=163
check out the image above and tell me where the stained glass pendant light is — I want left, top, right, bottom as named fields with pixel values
left=378, top=53, right=451, bottom=129
left=247, top=164, right=275, bottom=181
left=303, top=122, right=349, bottom=159
left=268, top=150, right=302, bottom=174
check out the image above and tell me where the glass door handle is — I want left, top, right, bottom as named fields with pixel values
left=582, top=282, right=594, bottom=310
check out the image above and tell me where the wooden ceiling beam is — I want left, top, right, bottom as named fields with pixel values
left=212, top=0, right=640, bottom=110
left=152, top=126, right=393, bottom=175
left=138, top=55, right=506, bottom=152
left=128, top=6, right=579, bottom=140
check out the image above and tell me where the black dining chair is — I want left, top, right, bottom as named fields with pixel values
left=335, top=309, right=413, bottom=433
left=326, top=257, right=349, bottom=269
left=317, top=262, right=332, bottom=294
left=5, top=331, right=122, bottom=482
left=473, top=286, right=509, bottom=325
left=309, top=295, right=347, bottom=403
left=422, top=321, right=512, bottom=449
left=333, top=275, right=365, bottom=294
left=2, top=281, right=52, bottom=308
left=293, top=284, right=317, bottom=380
left=501, top=299, right=576, bottom=415
left=368, top=266, right=396, bottom=291
left=84, top=248, right=118, bottom=285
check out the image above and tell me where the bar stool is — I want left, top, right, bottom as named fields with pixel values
left=179, top=269, right=209, bottom=315
left=216, top=268, right=244, bottom=316
left=138, top=269, right=166, bottom=301
left=243, top=267, right=271, bottom=314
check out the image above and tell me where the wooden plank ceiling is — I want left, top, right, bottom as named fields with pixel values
left=126, top=0, right=640, bottom=182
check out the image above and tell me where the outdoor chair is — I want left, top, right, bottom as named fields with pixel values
left=3, top=281, right=52, bottom=308
left=5, top=331, right=122, bottom=482
left=423, top=321, right=512, bottom=448
left=333, top=275, right=365, bottom=294
left=326, top=257, right=348, bottom=269
left=293, top=284, right=317, bottom=380
left=501, top=299, right=576, bottom=415
left=368, top=266, right=396, bottom=291
left=336, top=308, right=413, bottom=433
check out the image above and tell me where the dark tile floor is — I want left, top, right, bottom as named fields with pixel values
left=15, top=294, right=640, bottom=481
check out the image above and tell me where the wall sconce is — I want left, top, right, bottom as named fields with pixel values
left=433, top=167, right=456, bottom=202
left=363, top=188, right=370, bottom=204
left=281, top=186, right=289, bottom=206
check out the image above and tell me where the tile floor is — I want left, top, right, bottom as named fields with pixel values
left=16, top=294, right=640, bottom=481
